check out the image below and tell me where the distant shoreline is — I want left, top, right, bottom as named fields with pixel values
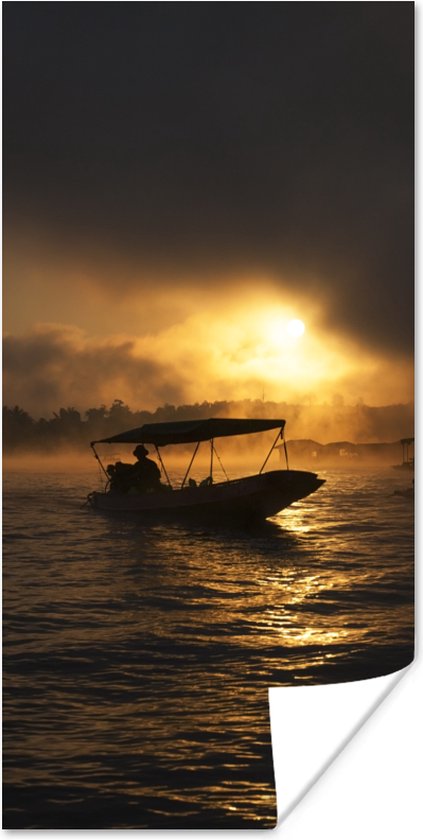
left=3, top=438, right=413, bottom=473
left=281, top=438, right=414, bottom=468
left=2, top=398, right=414, bottom=455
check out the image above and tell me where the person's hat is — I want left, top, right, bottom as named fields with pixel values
left=133, top=444, right=149, bottom=457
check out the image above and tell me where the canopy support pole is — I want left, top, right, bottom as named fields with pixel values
left=154, top=445, right=172, bottom=488
left=90, top=443, right=110, bottom=482
left=282, top=429, right=290, bottom=470
left=259, top=427, right=285, bottom=474
left=213, top=443, right=230, bottom=482
left=181, top=441, right=201, bottom=488
left=210, top=438, right=214, bottom=483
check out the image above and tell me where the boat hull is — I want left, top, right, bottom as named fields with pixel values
left=87, top=469, right=325, bottom=522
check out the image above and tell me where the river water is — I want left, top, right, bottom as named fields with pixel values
left=3, top=466, right=414, bottom=828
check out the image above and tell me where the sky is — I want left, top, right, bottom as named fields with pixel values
left=3, top=2, right=414, bottom=418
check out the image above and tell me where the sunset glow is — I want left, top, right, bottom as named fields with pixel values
left=287, top=318, right=305, bottom=338
left=265, top=316, right=305, bottom=348
left=2, top=3, right=413, bottom=429
left=3, top=280, right=413, bottom=418
left=3, top=5, right=414, bottom=833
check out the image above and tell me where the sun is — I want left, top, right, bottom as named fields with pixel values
left=287, top=318, right=305, bottom=338
left=264, top=315, right=306, bottom=348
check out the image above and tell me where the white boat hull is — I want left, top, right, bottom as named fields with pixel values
left=87, top=469, right=324, bottom=522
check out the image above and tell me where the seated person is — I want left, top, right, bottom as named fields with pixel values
left=106, top=461, right=134, bottom=493
left=106, top=461, right=133, bottom=493
left=130, top=444, right=162, bottom=493
left=107, top=446, right=163, bottom=494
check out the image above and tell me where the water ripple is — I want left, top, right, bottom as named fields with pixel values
left=3, top=467, right=414, bottom=827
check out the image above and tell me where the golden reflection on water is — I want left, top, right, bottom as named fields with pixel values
left=3, top=468, right=414, bottom=828
left=277, top=504, right=312, bottom=535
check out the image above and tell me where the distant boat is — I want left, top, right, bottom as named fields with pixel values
left=393, top=484, right=414, bottom=499
left=87, top=418, right=325, bottom=523
left=392, top=437, right=414, bottom=471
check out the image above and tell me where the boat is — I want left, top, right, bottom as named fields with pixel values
left=393, top=486, right=414, bottom=499
left=87, top=418, right=325, bottom=523
left=393, top=480, right=414, bottom=499
left=392, top=437, right=414, bottom=471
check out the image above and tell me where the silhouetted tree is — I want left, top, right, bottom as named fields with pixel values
left=107, top=400, right=133, bottom=431
left=85, top=405, right=108, bottom=440
left=2, top=399, right=414, bottom=454
left=3, top=406, right=34, bottom=449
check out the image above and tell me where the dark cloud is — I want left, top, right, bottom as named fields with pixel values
left=3, top=327, right=188, bottom=416
left=3, top=2, right=414, bottom=354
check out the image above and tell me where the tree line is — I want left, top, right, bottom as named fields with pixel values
left=2, top=397, right=414, bottom=452
left=3, top=399, right=267, bottom=451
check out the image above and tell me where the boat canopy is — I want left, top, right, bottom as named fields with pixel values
left=92, top=418, right=286, bottom=447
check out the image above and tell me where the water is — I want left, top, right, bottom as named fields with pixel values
left=3, top=466, right=414, bottom=828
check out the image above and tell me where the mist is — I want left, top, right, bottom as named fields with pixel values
left=3, top=396, right=413, bottom=467
left=3, top=306, right=413, bottom=420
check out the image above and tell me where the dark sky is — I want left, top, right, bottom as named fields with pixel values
left=3, top=2, right=414, bottom=357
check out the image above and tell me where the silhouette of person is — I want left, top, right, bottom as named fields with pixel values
left=106, top=460, right=133, bottom=493
left=131, top=444, right=161, bottom=492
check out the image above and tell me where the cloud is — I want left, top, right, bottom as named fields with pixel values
left=3, top=325, right=189, bottom=417
left=3, top=3, right=413, bottom=358
left=3, top=303, right=414, bottom=419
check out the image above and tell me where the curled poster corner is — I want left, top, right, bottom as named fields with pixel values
left=269, top=660, right=421, bottom=837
